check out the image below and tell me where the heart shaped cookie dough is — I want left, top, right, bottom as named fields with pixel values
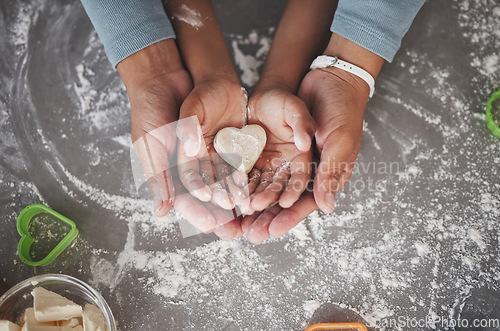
left=214, top=125, right=267, bottom=173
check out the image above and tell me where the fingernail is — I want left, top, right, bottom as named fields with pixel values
left=269, top=231, right=283, bottom=239
left=154, top=199, right=163, bottom=216
left=268, top=222, right=284, bottom=239
left=250, top=238, right=264, bottom=245
left=232, top=170, right=248, bottom=187
left=242, top=206, right=254, bottom=216
left=247, top=229, right=262, bottom=245
left=279, top=200, right=292, bottom=209
left=192, top=186, right=212, bottom=201
left=202, top=215, right=216, bottom=232
left=183, top=134, right=201, bottom=157
left=294, top=133, right=311, bottom=152
left=325, top=192, right=335, bottom=213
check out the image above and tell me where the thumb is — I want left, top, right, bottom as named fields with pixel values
left=132, top=128, right=176, bottom=217
left=314, top=127, right=357, bottom=213
left=284, top=96, right=315, bottom=152
left=176, top=96, right=204, bottom=157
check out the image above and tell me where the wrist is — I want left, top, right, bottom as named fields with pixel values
left=189, top=54, right=239, bottom=86
left=164, top=1, right=238, bottom=85
left=117, top=39, right=185, bottom=89
left=253, top=75, right=296, bottom=95
left=323, top=33, right=384, bottom=79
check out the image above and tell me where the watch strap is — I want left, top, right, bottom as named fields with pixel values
left=310, top=55, right=375, bottom=98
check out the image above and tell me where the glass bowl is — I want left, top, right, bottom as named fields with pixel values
left=0, top=274, right=116, bottom=330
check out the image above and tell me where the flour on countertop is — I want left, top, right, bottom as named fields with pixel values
left=1, top=0, right=499, bottom=330
left=456, top=0, right=500, bottom=80
left=230, top=28, right=274, bottom=88
left=303, top=300, right=322, bottom=317
left=170, top=5, right=203, bottom=29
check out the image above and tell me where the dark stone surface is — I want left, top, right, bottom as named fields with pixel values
left=0, top=0, right=498, bottom=330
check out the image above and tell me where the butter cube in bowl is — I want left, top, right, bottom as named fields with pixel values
left=0, top=274, right=115, bottom=330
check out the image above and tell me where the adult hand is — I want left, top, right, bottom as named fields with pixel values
left=299, top=33, right=384, bottom=214
left=242, top=69, right=366, bottom=244
left=299, top=67, right=367, bottom=213
left=243, top=34, right=384, bottom=244
left=119, top=40, right=240, bottom=238
left=118, top=39, right=192, bottom=218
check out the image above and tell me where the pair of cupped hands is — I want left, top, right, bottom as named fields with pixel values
left=119, top=39, right=369, bottom=244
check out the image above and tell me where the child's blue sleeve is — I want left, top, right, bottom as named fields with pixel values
left=80, top=0, right=175, bottom=68
left=330, top=0, right=426, bottom=62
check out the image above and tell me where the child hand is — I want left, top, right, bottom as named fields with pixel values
left=176, top=75, right=249, bottom=217
left=243, top=87, right=315, bottom=215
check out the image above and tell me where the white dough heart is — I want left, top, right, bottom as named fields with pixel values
left=214, top=125, right=267, bottom=173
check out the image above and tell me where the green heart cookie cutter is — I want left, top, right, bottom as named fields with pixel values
left=485, top=89, right=500, bottom=138
left=17, top=204, right=79, bottom=266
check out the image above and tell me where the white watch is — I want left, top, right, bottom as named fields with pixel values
left=310, top=55, right=375, bottom=98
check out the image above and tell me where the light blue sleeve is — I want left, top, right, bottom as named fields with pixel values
left=80, top=0, right=176, bottom=67
left=330, top=0, right=426, bottom=62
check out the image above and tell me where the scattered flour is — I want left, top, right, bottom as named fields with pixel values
left=456, top=0, right=500, bottom=81
left=303, top=300, right=322, bottom=317
left=415, top=241, right=429, bottom=256
left=11, top=7, right=32, bottom=47
left=1, top=1, right=498, bottom=330
left=468, top=228, right=486, bottom=251
left=230, top=29, right=274, bottom=87
left=170, top=5, right=203, bottom=29
left=483, top=54, right=499, bottom=75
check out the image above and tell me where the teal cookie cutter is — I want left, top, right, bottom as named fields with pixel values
left=17, top=204, right=78, bottom=266
left=485, top=89, right=500, bottom=138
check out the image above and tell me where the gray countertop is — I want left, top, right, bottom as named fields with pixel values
left=0, top=0, right=499, bottom=330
